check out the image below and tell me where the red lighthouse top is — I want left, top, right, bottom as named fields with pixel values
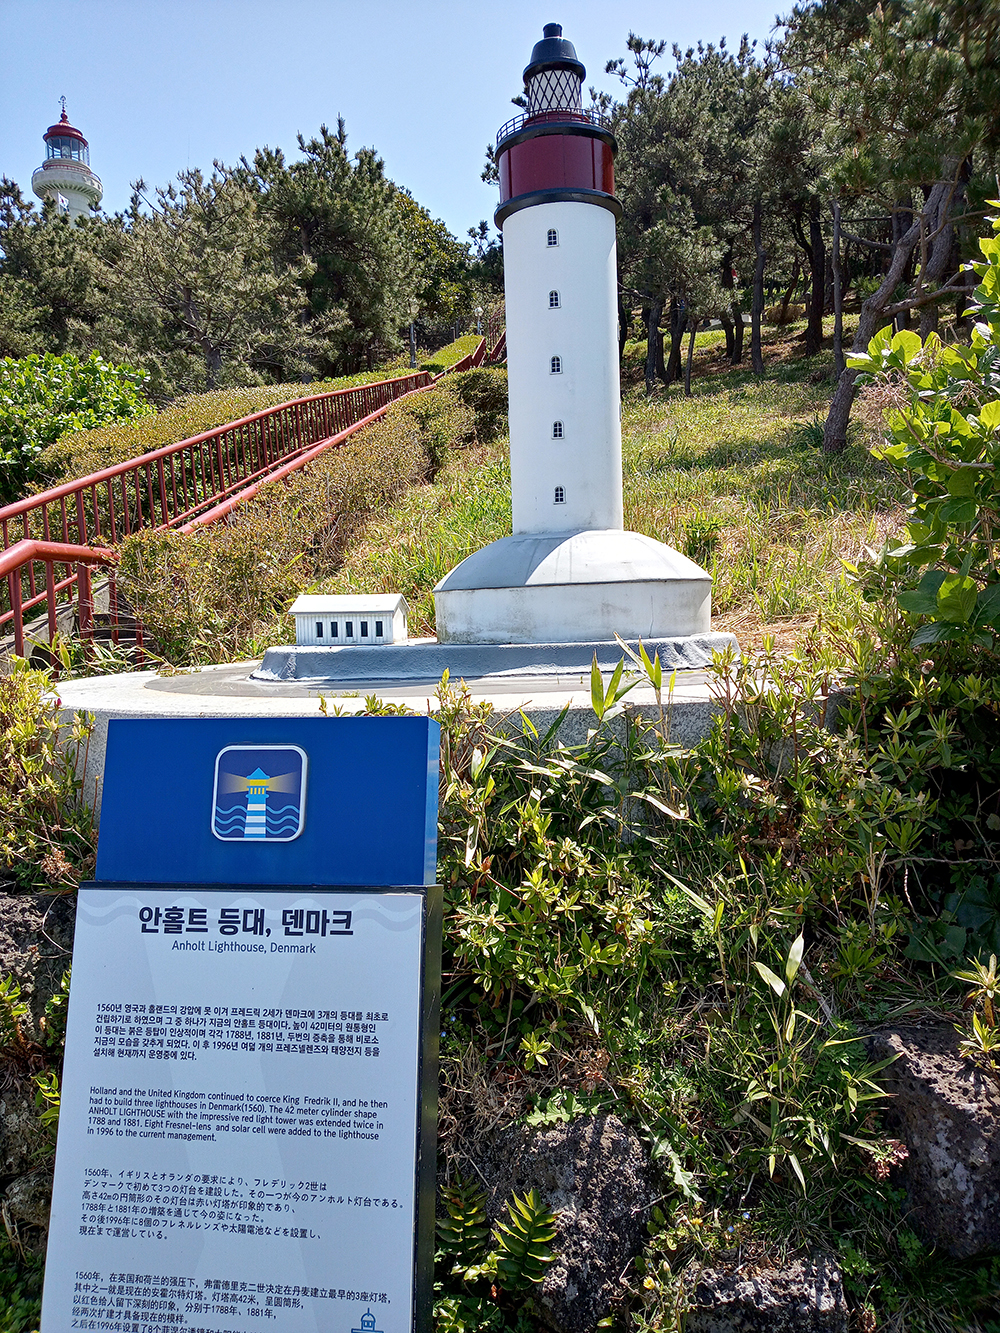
left=43, top=103, right=91, bottom=165
left=494, top=24, right=618, bottom=227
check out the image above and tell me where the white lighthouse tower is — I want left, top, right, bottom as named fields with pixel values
left=434, top=25, right=719, bottom=651
left=32, top=102, right=103, bottom=222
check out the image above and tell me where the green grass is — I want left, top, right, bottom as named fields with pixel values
left=329, top=319, right=903, bottom=649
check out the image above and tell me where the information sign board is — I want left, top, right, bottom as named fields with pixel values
left=42, top=884, right=440, bottom=1333
left=41, top=717, right=442, bottom=1333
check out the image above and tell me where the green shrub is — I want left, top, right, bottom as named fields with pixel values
left=36, top=370, right=396, bottom=486
left=420, top=335, right=482, bottom=374
left=451, top=368, right=508, bottom=444
left=0, top=351, right=153, bottom=503
left=0, top=660, right=95, bottom=891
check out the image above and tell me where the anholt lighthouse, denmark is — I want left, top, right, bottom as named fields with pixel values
left=434, top=25, right=725, bottom=657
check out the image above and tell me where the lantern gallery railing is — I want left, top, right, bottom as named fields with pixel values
left=495, top=108, right=608, bottom=148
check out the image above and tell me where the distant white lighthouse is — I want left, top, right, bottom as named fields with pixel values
left=32, top=101, right=103, bottom=221
left=434, top=25, right=715, bottom=648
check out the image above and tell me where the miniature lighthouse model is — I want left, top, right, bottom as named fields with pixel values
left=434, top=25, right=715, bottom=648
left=32, top=101, right=102, bottom=221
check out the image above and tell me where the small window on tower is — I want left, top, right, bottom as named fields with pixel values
left=550, top=356, right=562, bottom=374
left=552, top=421, right=564, bottom=439
left=549, top=290, right=560, bottom=308
left=547, top=228, right=559, bottom=246
left=554, top=486, right=566, bottom=504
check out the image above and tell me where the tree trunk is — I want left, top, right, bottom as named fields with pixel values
left=730, top=299, right=744, bottom=365
left=919, top=187, right=959, bottom=340
left=779, top=258, right=801, bottom=323
left=618, top=295, right=630, bottom=361
left=720, top=251, right=735, bottom=358
left=684, top=318, right=699, bottom=397
left=720, top=314, right=735, bottom=360
left=805, top=200, right=825, bottom=355
left=751, top=200, right=767, bottom=375
left=831, top=200, right=845, bottom=379
left=644, top=299, right=663, bottom=395
left=205, top=346, right=222, bottom=390
left=667, top=300, right=685, bottom=381
left=823, top=209, right=927, bottom=452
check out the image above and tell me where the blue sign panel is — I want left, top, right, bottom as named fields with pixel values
left=95, top=717, right=440, bottom=886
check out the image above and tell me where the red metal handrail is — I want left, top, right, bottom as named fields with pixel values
left=1, top=335, right=504, bottom=663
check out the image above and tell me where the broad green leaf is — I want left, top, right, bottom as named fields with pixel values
left=937, top=497, right=977, bottom=525
left=979, top=401, right=1000, bottom=431
left=936, top=573, right=979, bottom=624
left=911, top=621, right=964, bottom=647
left=890, top=329, right=922, bottom=363
left=947, top=468, right=978, bottom=498
left=974, top=584, right=1000, bottom=626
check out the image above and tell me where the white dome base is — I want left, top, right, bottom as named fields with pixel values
left=434, top=529, right=712, bottom=645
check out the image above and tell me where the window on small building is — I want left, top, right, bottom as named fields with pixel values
left=375, top=620, right=384, bottom=637
left=554, top=486, right=566, bottom=504
left=552, top=421, right=564, bottom=439
left=547, top=228, right=558, bottom=246
left=315, top=621, right=324, bottom=638
left=550, top=355, right=562, bottom=374
left=330, top=621, right=339, bottom=638
left=549, top=290, right=560, bottom=308
left=361, top=621, right=369, bottom=638
left=345, top=621, right=354, bottom=637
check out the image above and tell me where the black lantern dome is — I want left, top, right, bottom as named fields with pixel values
left=522, top=23, right=585, bottom=117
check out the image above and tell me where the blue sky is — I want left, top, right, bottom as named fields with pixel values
left=2, top=0, right=786, bottom=243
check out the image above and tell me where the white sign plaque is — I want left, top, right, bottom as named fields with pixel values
left=42, top=886, right=437, bottom=1333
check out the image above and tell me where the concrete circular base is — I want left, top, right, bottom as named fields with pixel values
left=433, top=529, right=712, bottom=644
left=54, top=647, right=727, bottom=818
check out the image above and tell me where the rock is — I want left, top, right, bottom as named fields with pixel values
left=0, top=891, right=74, bottom=1034
left=686, top=1255, right=848, bottom=1333
left=474, top=1112, right=651, bottom=1333
left=0, top=893, right=74, bottom=1186
left=4, top=1165, right=52, bottom=1234
left=0, top=1089, right=48, bottom=1180
left=868, top=1026, right=1000, bottom=1257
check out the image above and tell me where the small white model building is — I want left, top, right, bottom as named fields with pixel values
left=289, top=595, right=408, bottom=646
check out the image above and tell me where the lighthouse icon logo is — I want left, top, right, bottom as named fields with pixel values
left=212, top=745, right=307, bottom=842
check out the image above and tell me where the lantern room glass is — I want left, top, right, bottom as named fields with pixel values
left=46, top=136, right=90, bottom=165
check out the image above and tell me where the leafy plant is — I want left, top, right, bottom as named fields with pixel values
left=0, top=351, right=153, bottom=502
left=438, top=1178, right=492, bottom=1274
left=492, top=1191, right=557, bottom=1291
left=953, top=954, right=1000, bottom=1088
left=0, top=659, right=96, bottom=891
left=851, top=205, right=1000, bottom=650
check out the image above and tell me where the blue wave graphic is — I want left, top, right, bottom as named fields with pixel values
left=214, top=801, right=300, bottom=837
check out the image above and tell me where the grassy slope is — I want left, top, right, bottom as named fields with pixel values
left=324, top=318, right=904, bottom=648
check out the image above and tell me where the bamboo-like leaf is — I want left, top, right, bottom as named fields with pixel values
left=785, top=932, right=805, bottom=985
left=754, top=961, right=786, bottom=997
